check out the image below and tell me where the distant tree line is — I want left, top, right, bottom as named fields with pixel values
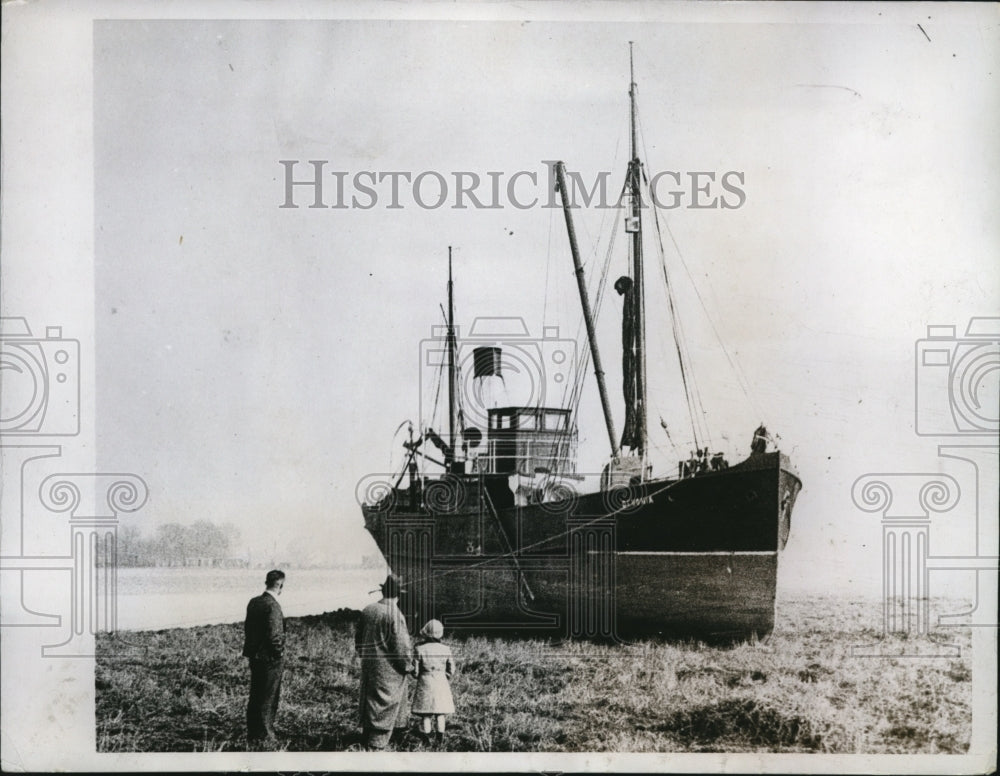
left=107, top=521, right=244, bottom=567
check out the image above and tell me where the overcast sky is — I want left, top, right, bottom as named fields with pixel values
left=93, top=15, right=998, bottom=596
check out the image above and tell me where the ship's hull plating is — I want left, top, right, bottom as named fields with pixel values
left=362, top=452, right=800, bottom=641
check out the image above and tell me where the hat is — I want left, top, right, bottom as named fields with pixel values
left=419, top=619, right=444, bottom=640
left=380, top=573, right=404, bottom=598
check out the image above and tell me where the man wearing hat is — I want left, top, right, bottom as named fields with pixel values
left=355, top=573, right=413, bottom=750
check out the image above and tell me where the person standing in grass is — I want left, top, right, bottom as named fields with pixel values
left=242, top=569, right=286, bottom=746
left=410, top=619, right=455, bottom=747
left=355, top=573, right=413, bottom=750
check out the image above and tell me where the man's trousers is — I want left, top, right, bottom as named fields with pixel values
left=247, top=658, right=283, bottom=742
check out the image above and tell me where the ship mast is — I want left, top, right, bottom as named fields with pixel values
left=446, top=246, right=457, bottom=470
left=628, top=43, right=648, bottom=461
left=628, top=41, right=648, bottom=462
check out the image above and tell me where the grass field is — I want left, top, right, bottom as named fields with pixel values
left=96, top=596, right=972, bottom=753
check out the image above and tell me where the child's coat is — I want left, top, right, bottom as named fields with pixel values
left=411, top=639, right=455, bottom=714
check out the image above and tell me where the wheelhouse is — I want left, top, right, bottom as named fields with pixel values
left=484, top=406, right=577, bottom=477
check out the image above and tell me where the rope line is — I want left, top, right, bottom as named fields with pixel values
left=635, top=97, right=766, bottom=441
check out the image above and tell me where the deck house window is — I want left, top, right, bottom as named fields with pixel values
left=544, top=410, right=568, bottom=431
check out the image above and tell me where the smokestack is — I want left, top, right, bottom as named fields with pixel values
left=473, top=346, right=502, bottom=378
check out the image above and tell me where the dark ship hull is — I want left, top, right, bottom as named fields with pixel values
left=362, top=451, right=800, bottom=642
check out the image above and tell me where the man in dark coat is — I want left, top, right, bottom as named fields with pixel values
left=243, top=569, right=286, bottom=745
left=355, top=573, right=413, bottom=750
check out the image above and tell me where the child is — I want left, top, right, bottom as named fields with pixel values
left=411, top=619, right=455, bottom=746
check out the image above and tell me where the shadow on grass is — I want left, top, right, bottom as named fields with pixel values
left=651, top=697, right=823, bottom=752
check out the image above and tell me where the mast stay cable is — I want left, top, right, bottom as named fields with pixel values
left=634, top=89, right=768, bottom=451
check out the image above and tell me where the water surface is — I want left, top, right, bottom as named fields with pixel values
left=115, top=567, right=382, bottom=630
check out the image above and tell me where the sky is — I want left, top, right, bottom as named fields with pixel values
left=92, top=15, right=998, bottom=595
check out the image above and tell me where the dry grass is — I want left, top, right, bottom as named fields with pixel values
left=96, top=596, right=972, bottom=753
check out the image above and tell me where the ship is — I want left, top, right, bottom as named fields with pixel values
left=360, top=46, right=801, bottom=642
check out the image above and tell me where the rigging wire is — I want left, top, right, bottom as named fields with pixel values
left=635, top=99, right=766, bottom=431
left=542, top=195, right=555, bottom=338
left=648, top=182, right=707, bottom=450
left=419, top=305, right=450, bottom=478
left=571, top=171, right=630, bottom=408
left=568, top=208, right=619, bottom=416
left=388, top=419, right=412, bottom=473
left=637, top=96, right=769, bottom=453
left=560, top=204, right=620, bottom=480
left=651, top=182, right=765, bottom=430
left=629, top=98, right=707, bottom=452
left=452, top=285, right=470, bottom=455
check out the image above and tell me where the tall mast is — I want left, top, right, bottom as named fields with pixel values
left=628, top=41, right=648, bottom=461
left=555, top=161, right=619, bottom=458
left=446, top=247, right=457, bottom=468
